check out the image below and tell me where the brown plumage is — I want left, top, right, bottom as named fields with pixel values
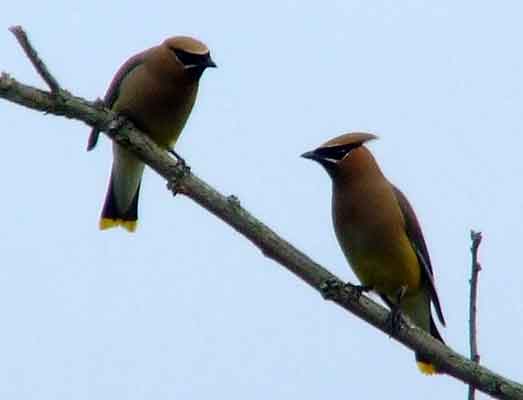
left=302, top=132, right=445, bottom=374
left=88, top=36, right=216, bottom=232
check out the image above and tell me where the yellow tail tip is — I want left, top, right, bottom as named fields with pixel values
left=99, top=218, right=137, bottom=233
left=417, top=361, right=437, bottom=375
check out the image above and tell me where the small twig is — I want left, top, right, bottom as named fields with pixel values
left=9, top=25, right=61, bottom=93
left=468, top=230, right=483, bottom=400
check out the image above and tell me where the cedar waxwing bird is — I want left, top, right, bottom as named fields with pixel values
left=301, top=132, right=446, bottom=375
left=87, top=36, right=216, bottom=232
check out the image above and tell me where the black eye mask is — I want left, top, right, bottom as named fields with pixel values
left=171, top=48, right=209, bottom=68
left=315, top=143, right=361, bottom=161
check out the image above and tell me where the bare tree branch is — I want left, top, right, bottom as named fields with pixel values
left=468, top=230, right=483, bottom=400
left=9, top=26, right=61, bottom=93
left=1, top=28, right=522, bottom=400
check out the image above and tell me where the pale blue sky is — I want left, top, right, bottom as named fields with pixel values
left=1, top=1, right=522, bottom=399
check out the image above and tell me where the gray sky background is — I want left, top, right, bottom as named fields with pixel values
left=1, top=1, right=522, bottom=399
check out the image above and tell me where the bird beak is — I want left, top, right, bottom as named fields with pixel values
left=301, top=148, right=338, bottom=177
left=301, top=150, right=319, bottom=161
left=206, top=57, right=217, bottom=68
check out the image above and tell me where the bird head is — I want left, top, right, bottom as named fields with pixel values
left=301, top=132, right=378, bottom=178
left=158, top=36, right=217, bottom=80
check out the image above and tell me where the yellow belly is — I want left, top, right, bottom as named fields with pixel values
left=347, top=235, right=421, bottom=298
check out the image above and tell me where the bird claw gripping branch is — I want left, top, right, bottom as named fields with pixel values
left=344, top=282, right=372, bottom=301
left=168, top=148, right=191, bottom=173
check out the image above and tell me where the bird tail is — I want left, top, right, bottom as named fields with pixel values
left=394, top=290, right=444, bottom=375
left=99, top=178, right=140, bottom=232
left=415, top=315, right=444, bottom=375
left=99, top=144, right=144, bottom=233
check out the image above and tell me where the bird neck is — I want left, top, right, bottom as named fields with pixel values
left=332, top=148, right=390, bottom=225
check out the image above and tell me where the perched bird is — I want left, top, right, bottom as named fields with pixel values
left=88, top=36, right=216, bottom=232
left=302, top=132, right=445, bottom=374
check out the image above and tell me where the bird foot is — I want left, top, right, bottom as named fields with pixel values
left=320, top=278, right=342, bottom=300
left=166, top=150, right=190, bottom=197
left=385, top=285, right=407, bottom=335
left=168, top=148, right=191, bottom=172
left=385, top=306, right=404, bottom=336
left=344, top=283, right=372, bottom=301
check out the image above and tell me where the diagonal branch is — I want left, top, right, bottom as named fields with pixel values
left=468, top=230, right=483, bottom=400
left=1, top=29, right=522, bottom=400
left=9, top=26, right=61, bottom=93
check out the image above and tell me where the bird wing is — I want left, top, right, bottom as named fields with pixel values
left=86, top=51, right=146, bottom=151
left=392, top=185, right=446, bottom=326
